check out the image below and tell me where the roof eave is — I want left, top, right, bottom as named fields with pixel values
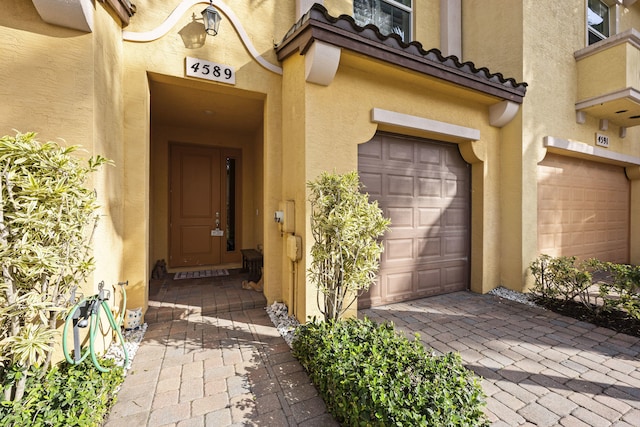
left=276, top=4, right=527, bottom=104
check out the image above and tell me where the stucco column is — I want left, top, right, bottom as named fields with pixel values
left=499, top=113, right=538, bottom=292
left=280, top=52, right=310, bottom=321
left=627, top=166, right=640, bottom=264
left=121, top=67, right=150, bottom=314
left=440, top=0, right=461, bottom=57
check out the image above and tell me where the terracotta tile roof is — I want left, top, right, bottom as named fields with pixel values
left=276, top=4, right=527, bottom=103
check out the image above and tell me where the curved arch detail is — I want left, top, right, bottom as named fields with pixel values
left=122, top=0, right=282, bottom=75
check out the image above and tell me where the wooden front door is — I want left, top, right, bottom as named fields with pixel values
left=169, top=144, right=228, bottom=268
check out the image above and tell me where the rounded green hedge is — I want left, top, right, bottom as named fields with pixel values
left=292, top=317, right=489, bottom=426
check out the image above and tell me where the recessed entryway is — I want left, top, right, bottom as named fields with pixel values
left=148, top=74, right=265, bottom=274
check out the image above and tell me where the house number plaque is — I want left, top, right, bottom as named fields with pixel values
left=595, top=133, right=609, bottom=148
left=186, top=57, right=235, bottom=85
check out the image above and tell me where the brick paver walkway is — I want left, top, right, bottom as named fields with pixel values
left=105, top=272, right=337, bottom=426
left=361, top=292, right=640, bottom=426
left=106, top=272, right=640, bottom=426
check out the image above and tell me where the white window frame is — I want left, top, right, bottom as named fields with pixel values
left=354, top=0, right=413, bottom=43
left=587, top=0, right=620, bottom=46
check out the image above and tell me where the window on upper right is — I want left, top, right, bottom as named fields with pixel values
left=588, top=0, right=610, bottom=45
left=353, top=0, right=412, bottom=43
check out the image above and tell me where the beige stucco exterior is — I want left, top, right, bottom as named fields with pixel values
left=465, top=0, right=640, bottom=290
left=2, top=0, right=640, bottom=349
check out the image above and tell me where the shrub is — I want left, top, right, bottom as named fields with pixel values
left=530, top=255, right=640, bottom=320
left=0, top=357, right=123, bottom=426
left=292, top=317, right=489, bottom=426
left=588, top=259, right=640, bottom=319
left=307, top=171, right=390, bottom=321
left=0, top=131, right=109, bottom=401
left=529, top=254, right=591, bottom=302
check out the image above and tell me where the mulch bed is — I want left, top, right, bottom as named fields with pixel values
left=532, top=297, right=640, bottom=338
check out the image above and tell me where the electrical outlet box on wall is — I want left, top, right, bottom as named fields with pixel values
left=279, top=200, right=295, bottom=233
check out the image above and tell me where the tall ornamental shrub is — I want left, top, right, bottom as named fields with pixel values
left=0, top=131, right=109, bottom=401
left=307, top=171, right=390, bottom=321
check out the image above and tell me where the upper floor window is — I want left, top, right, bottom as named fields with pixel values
left=354, top=0, right=412, bottom=43
left=588, top=0, right=610, bottom=45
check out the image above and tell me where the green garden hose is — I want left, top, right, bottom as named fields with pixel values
left=62, top=283, right=129, bottom=373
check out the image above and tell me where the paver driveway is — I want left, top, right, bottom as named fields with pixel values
left=360, top=291, right=640, bottom=426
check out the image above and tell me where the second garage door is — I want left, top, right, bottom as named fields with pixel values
left=358, top=133, right=470, bottom=308
left=538, top=153, right=630, bottom=263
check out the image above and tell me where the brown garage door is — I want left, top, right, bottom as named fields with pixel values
left=358, top=133, right=470, bottom=308
left=538, top=153, right=630, bottom=263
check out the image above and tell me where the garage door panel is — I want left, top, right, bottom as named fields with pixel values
left=360, top=171, right=383, bottom=196
left=385, top=272, right=414, bottom=298
left=417, top=144, right=442, bottom=165
left=388, top=140, right=415, bottom=162
left=418, top=208, right=442, bottom=227
left=445, top=150, right=465, bottom=167
left=445, top=179, right=462, bottom=198
left=417, top=238, right=441, bottom=258
left=537, top=153, right=629, bottom=263
left=359, top=134, right=470, bottom=308
left=444, top=266, right=466, bottom=292
left=444, top=208, right=468, bottom=228
left=387, top=207, right=414, bottom=227
left=386, top=238, right=414, bottom=261
left=444, top=235, right=467, bottom=257
left=417, top=269, right=442, bottom=293
left=388, top=174, right=414, bottom=196
left=359, top=138, right=382, bottom=160
left=417, top=177, right=441, bottom=197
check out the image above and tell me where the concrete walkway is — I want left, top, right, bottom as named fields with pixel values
left=105, top=272, right=640, bottom=426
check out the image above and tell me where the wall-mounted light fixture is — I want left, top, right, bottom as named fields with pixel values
left=201, top=0, right=222, bottom=36
left=178, top=1, right=223, bottom=49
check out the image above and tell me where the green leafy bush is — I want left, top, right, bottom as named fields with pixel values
left=292, top=317, right=489, bottom=426
left=591, top=260, right=640, bottom=319
left=529, top=255, right=592, bottom=302
left=0, top=131, right=109, bottom=401
left=0, top=357, right=123, bottom=426
left=530, top=255, right=640, bottom=320
left=307, top=171, right=390, bottom=321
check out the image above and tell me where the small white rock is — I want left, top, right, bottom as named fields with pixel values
left=104, top=323, right=148, bottom=373
left=266, top=302, right=300, bottom=347
left=488, top=286, right=539, bottom=307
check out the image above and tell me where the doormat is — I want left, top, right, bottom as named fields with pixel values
left=173, top=269, right=229, bottom=280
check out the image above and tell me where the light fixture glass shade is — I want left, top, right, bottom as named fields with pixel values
left=201, top=5, right=222, bottom=36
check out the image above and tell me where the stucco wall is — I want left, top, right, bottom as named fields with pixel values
left=464, top=0, right=640, bottom=290
left=0, top=0, right=127, bottom=359
left=278, top=45, right=508, bottom=319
